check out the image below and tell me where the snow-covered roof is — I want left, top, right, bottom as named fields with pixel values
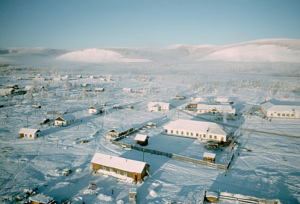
left=206, top=191, right=218, bottom=198
left=108, top=125, right=133, bottom=134
left=214, top=97, right=230, bottom=102
left=29, top=194, right=54, bottom=203
left=163, top=119, right=227, bottom=136
left=89, top=104, right=102, bottom=110
left=134, top=134, right=148, bottom=142
left=148, top=102, right=170, bottom=107
left=203, top=152, right=216, bottom=159
left=91, top=153, right=147, bottom=173
left=0, top=88, right=13, bottom=95
left=95, top=87, right=104, bottom=90
left=260, top=101, right=300, bottom=112
left=19, top=128, right=40, bottom=134
left=197, top=104, right=234, bottom=111
left=123, top=88, right=132, bottom=91
left=56, top=114, right=75, bottom=121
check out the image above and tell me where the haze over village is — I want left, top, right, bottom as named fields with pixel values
left=0, top=1, right=300, bottom=204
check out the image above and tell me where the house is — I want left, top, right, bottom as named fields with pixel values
left=206, top=191, right=219, bottom=203
left=203, top=152, right=216, bottom=163
left=174, top=94, right=186, bottom=100
left=95, top=87, right=105, bottom=92
left=163, top=119, right=227, bottom=142
left=147, top=102, right=170, bottom=112
left=76, top=75, right=82, bottom=78
left=260, top=101, right=300, bottom=118
left=134, top=134, right=149, bottom=146
left=185, top=103, right=198, bottom=111
left=108, top=125, right=134, bottom=137
left=25, top=86, right=35, bottom=91
left=197, top=104, right=235, bottom=115
left=214, top=97, right=233, bottom=104
left=193, top=97, right=208, bottom=102
left=88, top=105, right=103, bottom=115
left=5, top=84, right=19, bottom=89
left=82, top=83, right=92, bottom=87
left=29, top=193, right=56, bottom=204
left=123, top=88, right=132, bottom=93
left=0, top=88, right=14, bottom=96
left=19, top=128, right=41, bottom=139
left=53, top=77, right=62, bottom=81
left=54, top=114, right=75, bottom=126
left=91, top=153, right=150, bottom=182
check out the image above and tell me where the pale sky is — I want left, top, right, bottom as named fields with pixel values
left=0, top=0, right=299, bottom=49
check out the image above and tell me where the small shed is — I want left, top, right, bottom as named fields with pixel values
left=19, top=128, right=41, bottom=139
left=29, top=193, right=56, bottom=204
left=129, top=188, right=137, bottom=202
left=95, top=87, right=105, bottom=92
left=54, top=114, right=75, bottom=127
left=108, top=126, right=134, bottom=137
left=206, top=191, right=219, bottom=203
left=134, top=134, right=149, bottom=146
left=203, top=152, right=216, bottom=163
left=88, top=105, right=103, bottom=115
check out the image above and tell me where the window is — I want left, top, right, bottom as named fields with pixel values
left=214, top=136, right=217, bottom=140
left=191, top=132, right=193, bottom=136
left=209, top=135, right=212, bottom=139
left=30, top=134, right=32, bottom=138
left=287, top=114, right=290, bottom=116
left=203, top=134, right=206, bottom=138
left=181, top=131, right=184, bottom=135
left=103, top=167, right=106, bottom=170
left=117, top=170, right=120, bottom=174
left=25, top=134, right=27, bottom=137
left=176, top=131, right=178, bottom=134
left=291, top=114, right=294, bottom=117
left=196, top=133, right=198, bottom=137
left=110, top=168, right=114, bottom=172
left=186, top=132, right=189, bottom=136
left=282, top=113, right=285, bottom=116
left=124, top=172, right=127, bottom=177
left=171, top=130, right=173, bottom=134
left=165, top=129, right=168, bottom=133
left=278, top=113, right=281, bottom=116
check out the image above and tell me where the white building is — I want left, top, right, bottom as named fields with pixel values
left=19, top=128, right=41, bottom=139
left=214, top=97, right=232, bottom=104
left=147, top=102, right=170, bottom=112
left=163, top=119, right=227, bottom=142
left=54, top=114, right=76, bottom=126
left=197, top=104, right=235, bottom=115
left=95, top=87, right=105, bottom=92
left=0, top=88, right=14, bottom=96
left=123, top=88, right=132, bottom=93
left=88, top=105, right=103, bottom=115
left=260, top=101, right=300, bottom=118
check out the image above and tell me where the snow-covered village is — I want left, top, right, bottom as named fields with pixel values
left=1, top=1, right=300, bottom=204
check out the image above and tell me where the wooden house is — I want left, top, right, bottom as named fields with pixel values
left=54, top=114, right=75, bottom=127
left=91, top=153, right=150, bottom=182
left=203, top=152, right=216, bottom=163
left=19, top=128, right=41, bottom=139
left=206, top=191, right=219, bottom=203
left=163, top=119, right=227, bottom=142
left=197, top=104, right=235, bottom=115
left=147, top=102, right=170, bottom=112
left=29, top=194, right=56, bottom=204
left=108, top=126, right=134, bottom=137
left=95, top=87, right=105, bottom=92
left=134, top=134, right=149, bottom=146
left=88, top=105, right=103, bottom=115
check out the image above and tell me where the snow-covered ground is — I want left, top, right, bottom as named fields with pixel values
left=1, top=39, right=300, bottom=203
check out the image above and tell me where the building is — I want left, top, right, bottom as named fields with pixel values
left=32, top=77, right=45, bottom=82
left=123, top=88, right=132, bottom=93
left=88, top=105, right=103, bottom=115
left=108, top=125, right=134, bottom=137
left=260, top=101, right=300, bottom=118
left=214, top=97, right=233, bottom=104
left=206, top=191, right=219, bottom=203
left=174, top=94, right=186, bottom=100
left=29, top=193, right=56, bottom=204
left=19, top=128, right=41, bottom=139
left=163, top=119, right=227, bottom=142
left=0, top=88, right=14, bottom=96
left=197, top=104, right=235, bottom=115
left=203, top=152, right=216, bottom=163
left=185, top=103, right=198, bottom=111
left=54, top=114, right=75, bottom=126
left=134, top=134, right=149, bottom=146
left=95, top=87, right=105, bottom=92
left=147, top=102, right=170, bottom=112
left=91, top=153, right=150, bottom=182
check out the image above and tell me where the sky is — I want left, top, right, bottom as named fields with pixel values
left=0, top=0, right=300, bottom=49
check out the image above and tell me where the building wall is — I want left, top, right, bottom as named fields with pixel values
left=89, top=109, right=99, bottom=114
left=265, top=110, right=299, bottom=118
left=164, top=128, right=226, bottom=142
left=197, top=109, right=235, bottom=115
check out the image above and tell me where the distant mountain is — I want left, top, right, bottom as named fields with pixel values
left=1, top=39, right=300, bottom=65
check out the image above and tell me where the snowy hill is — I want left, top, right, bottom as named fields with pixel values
left=1, top=39, right=300, bottom=65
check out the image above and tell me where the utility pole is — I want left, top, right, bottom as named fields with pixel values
left=225, top=153, right=227, bottom=176
left=143, top=148, right=145, bottom=162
